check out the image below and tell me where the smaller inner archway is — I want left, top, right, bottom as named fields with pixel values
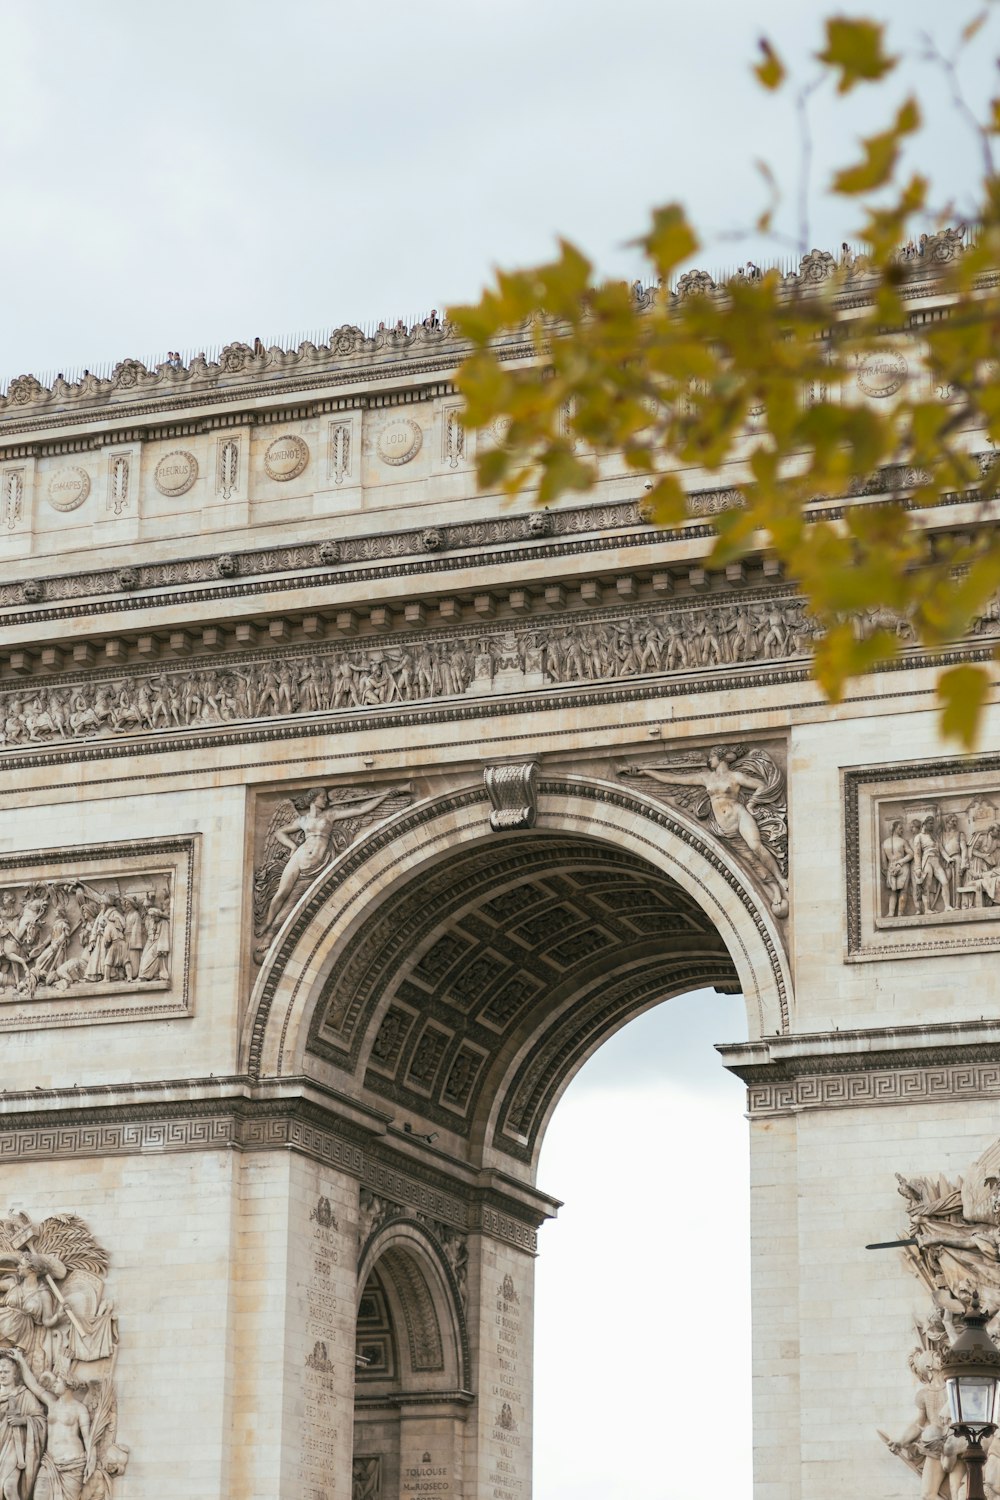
left=353, top=1222, right=470, bottom=1500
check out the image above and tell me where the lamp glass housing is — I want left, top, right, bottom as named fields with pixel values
left=946, top=1374, right=1000, bottom=1428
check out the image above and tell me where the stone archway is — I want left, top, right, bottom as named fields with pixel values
left=245, top=773, right=792, bottom=1118
left=353, top=1219, right=470, bottom=1500
left=242, top=772, right=791, bottom=1498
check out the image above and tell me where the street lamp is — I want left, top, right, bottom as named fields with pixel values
left=940, top=1293, right=1000, bottom=1500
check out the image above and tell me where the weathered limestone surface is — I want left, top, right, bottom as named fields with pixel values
left=0, top=274, right=997, bottom=1498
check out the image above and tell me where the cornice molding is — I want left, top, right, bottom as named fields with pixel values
left=0, top=1087, right=547, bottom=1248
left=723, top=1020, right=1000, bottom=1115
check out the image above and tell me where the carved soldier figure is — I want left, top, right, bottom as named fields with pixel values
left=662, top=618, right=688, bottom=671
left=638, top=621, right=665, bottom=672
left=912, top=816, right=954, bottom=915
left=137, top=894, right=170, bottom=982
left=560, top=629, right=584, bottom=680
left=394, top=650, right=416, bottom=701
left=123, top=896, right=145, bottom=981
left=3, top=701, right=26, bottom=745
left=449, top=645, right=471, bottom=693
left=881, top=819, right=914, bottom=917
left=31, top=912, right=72, bottom=985
left=940, top=814, right=970, bottom=907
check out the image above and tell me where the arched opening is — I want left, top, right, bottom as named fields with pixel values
left=249, top=777, right=790, bottom=1498
left=353, top=1222, right=469, bottom=1500
left=533, top=987, right=752, bottom=1500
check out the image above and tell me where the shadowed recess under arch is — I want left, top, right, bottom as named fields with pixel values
left=306, top=828, right=741, bottom=1161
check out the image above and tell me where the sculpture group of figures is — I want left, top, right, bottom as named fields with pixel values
left=883, top=1141, right=1000, bottom=1497
left=2, top=584, right=997, bottom=754
left=0, top=598, right=828, bottom=754
left=880, top=798, right=1000, bottom=920
left=619, top=744, right=789, bottom=917
left=0, top=879, right=171, bottom=999
left=0, top=1211, right=126, bottom=1499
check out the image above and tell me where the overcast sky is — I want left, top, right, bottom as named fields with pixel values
left=0, top=2, right=995, bottom=381
left=1, top=3, right=995, bottom=1494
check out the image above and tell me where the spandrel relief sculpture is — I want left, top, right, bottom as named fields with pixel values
left=875, top=792, right=1000, bottom=928
left=0, top=1210, right=127, bottom=1499
left=881, top=1140, right=1000, bottom=1498
left=619, top=743, right=789, bottom=917
left=252, top=783, right=413, bottom=959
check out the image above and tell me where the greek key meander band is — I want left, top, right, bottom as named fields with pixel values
left=0, top=1104, right=540, bottom=1250
left=746, top=1061, right=1000, bottom=1116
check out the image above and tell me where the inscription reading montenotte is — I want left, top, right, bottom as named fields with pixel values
left=489, top=1275, right=524, bottom=1500
left=47, top=465, right=90, bottom=512
left=154, top=450, right=198, bottom=497
left=376, top=418, right=422, bottom=466
left=264, top=433, right=310, bottom=481
left=299, top=1193, right=340, bottom=1497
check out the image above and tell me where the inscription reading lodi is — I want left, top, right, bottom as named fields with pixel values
left=153, top=450, right=198, bottom=497
left=376, top=418, right=422, bottom=466
left=299, top=1193, right=341, bottom=1498
left=46, top=466, right=90, bottom=513
left=264, top=433, right=310, bottom=482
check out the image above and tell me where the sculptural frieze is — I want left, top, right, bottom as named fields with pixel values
left=0, top=594, right=822, bottom=758
left=0, top=876, right=171, bottom=1000
left=619, top=743, right=789, bottom=917
left=0, top=1209, right=127, bottom=1499
left=252, top=783, right=413, bottom=959
left=847, top=764, right=1000, bottom=961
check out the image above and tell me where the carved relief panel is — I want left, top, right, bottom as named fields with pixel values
left=0, top=837, right=196, bottom=1029
left=846, top=757, right=1000, bottom=960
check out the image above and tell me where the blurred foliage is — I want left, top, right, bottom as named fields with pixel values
left=450, top=14, right=1000, bottom=747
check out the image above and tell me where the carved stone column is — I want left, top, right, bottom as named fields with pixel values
left=464, top=1230, right=536, bottom=1500
left=230, top=1150, right=361, bottom=1500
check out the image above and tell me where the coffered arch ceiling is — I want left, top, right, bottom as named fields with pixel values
left=306, top=830, right=742, bottom=1167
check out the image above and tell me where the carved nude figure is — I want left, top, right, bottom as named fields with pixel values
left=632, top=745, right=789, bottom=913
left=8, top=1348, right=94, bottom=1500
left=264, top=787, right=397, bottom=931
left=888, top=1349, right=965, bottom=1500
left=881, top=819, right=913, bottom=917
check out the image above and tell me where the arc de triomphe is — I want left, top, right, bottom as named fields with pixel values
left=0, top=262, right=996, bottom=1499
